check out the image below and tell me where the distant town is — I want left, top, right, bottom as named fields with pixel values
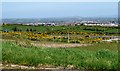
left=1, top=17, right=119, bottom=27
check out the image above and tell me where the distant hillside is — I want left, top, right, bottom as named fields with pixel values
left=2, top=17, right=118, bottom=24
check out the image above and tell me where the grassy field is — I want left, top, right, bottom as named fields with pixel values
left=1, top=24, right=119, bottom=69
left=2, top=41, right=118, bottom=69
left=1, top=24, right=120, bottom=35
left=1, top=24, right=120, bottom=44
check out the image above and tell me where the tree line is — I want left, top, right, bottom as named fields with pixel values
left=12, top=26, right=36, bottom=32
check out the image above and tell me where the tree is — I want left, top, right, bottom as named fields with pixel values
left=26, top=29, right=29, bottom=32
left=30, top=29, right=33, bottom=32
left=33, top=29, right=36, bottom=32
left=12, top=26, right=18, bottom=32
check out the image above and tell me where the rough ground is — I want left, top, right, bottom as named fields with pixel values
left=31, top=42, right=91, bottom=48
left=1, top=64, right=74, bottom=70
left=1, top=39, right=91, bottom=48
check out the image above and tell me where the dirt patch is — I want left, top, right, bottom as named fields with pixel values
left=1, top=64, right=35, bottom=69
left=31, top=42, right=91, bottom=48
left=1, top=64, right=76, bottom=70
left=1, top=39, right=91, bottom=48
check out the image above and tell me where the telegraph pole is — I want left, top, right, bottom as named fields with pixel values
left=68, top=29, right=70, bottom=43
left=68, top=31, right=70, bottom=43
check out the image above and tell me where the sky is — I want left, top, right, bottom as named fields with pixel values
left=2, top=2, right=118, bottom=18
left=1, top=0, right=119, bottom=2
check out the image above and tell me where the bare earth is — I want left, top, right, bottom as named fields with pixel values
left=31, top=42, right=91, bottom=48
left=1, top=39, right=91, bottom=48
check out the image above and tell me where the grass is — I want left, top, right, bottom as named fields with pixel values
left=0, top=41, right=2, bottom=62
left=2, top=24, right=119, bottom=35
left=2, top=41, right=118, bottom=69
left=1, top=24, right=119, bottom=69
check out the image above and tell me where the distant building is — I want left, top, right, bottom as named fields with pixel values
left=45, top=23, right=56, bottom=26
left=83, top=22, right=118, bottom=27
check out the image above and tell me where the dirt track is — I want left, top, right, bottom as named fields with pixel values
left=31, top=42, right=91, bottom=48
left=1, top=39, right=91, bottom=48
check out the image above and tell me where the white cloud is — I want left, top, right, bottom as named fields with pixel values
left=1, top=0, right=119, bottom=2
